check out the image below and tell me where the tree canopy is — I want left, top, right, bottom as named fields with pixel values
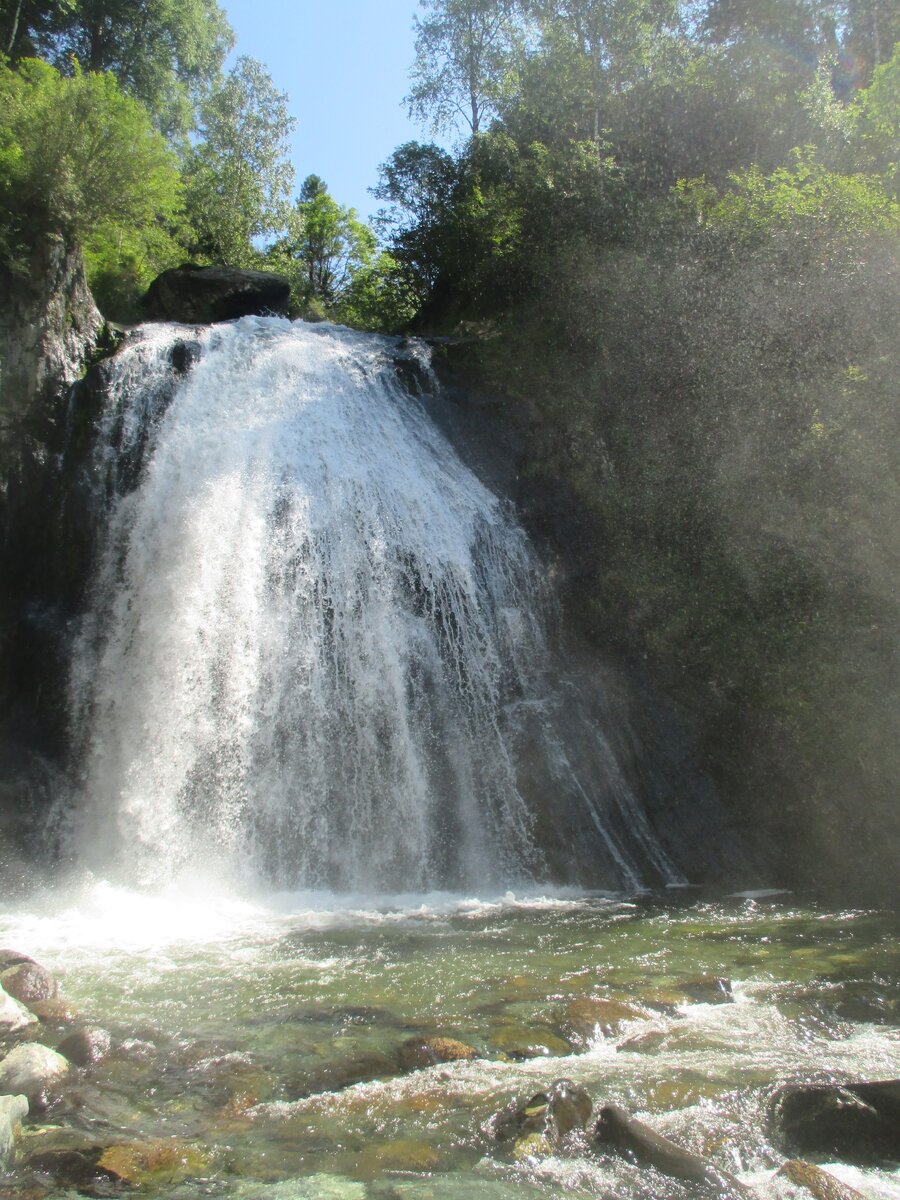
left=182, top=56, right=295, bottom=269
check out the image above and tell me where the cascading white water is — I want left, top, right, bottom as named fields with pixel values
left=66, top=317, right=677, bottom=893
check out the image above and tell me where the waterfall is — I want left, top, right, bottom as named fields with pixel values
left=65, top=317, right=679, bottom=893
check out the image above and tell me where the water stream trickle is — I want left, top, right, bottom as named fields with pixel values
left=63, top=318, right=675, bottom=894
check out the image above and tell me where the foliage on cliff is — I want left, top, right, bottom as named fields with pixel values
left=380, top=0, right=900, bottom=894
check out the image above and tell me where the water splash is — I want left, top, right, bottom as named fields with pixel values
left=65, top=318, right=677, bottom=893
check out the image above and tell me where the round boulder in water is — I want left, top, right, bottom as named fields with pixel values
left=142, top=266, right=291, bottom=324
left=0, top=960, right=57, bottom=1007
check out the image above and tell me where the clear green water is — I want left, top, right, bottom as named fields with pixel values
left=0, top=886, right=897, bottom=1199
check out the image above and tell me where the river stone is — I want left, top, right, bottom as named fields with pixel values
left=57, top=1027, right=112, bottom=1067
left=0, top=1094, right=28, bottom=1167
left=0, top=1042, right=71, bottom=1106
left=0, top=961, right=57, bottom=1007
left=142, top=265, right=291, bottom=324
left=0, top=983, right=38, bottom=1035
left=777, top=1159, right=866, bottom=1200
left=773, top=1080, right=900, bottom=1164
left=558, top=996, right=647, bottom=1042
left=397, top=1035, right=477, bottom=1071
left=495, top=1078, right=593, bottom=1158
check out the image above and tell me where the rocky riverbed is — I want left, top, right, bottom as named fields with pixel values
left=0, top=887, right=897, bottom=1199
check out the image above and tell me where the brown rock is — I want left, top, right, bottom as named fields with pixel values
left=397, top=1035, right=477, bottom=1071
left=0, top=962, right=56, bottom=1006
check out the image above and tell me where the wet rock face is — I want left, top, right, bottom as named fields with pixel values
left=773, top=1080, right=900, bottom=1165
left=0, top=236, right=102, bottom=421
left=142, top=266, right=291, bottom=324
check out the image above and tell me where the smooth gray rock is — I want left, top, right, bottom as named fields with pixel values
left=0, top=1042, right=71, bottom=1107
left=0, top=1094, right=28, bottom=1167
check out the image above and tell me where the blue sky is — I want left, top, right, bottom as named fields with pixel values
left=221, top=0, right=430, bottom=223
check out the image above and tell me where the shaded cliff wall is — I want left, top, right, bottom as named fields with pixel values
left=0, top=236, right=102, bottom=864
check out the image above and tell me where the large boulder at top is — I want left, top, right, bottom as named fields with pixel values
left=142, top=265, right=291, bottom=324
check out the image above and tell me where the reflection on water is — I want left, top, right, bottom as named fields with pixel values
left=0, top=885, right=897, bottom=1199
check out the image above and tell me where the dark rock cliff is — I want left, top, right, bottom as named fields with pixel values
left=0, top=236, right=102, bottom=868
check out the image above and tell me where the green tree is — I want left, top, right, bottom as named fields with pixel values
left=1, top=0, right=234, bottom=139
left=407, top=0, right=522, bottom=138
left=182, top=56, right=295, bottom=268
left=270, top=175, right=377, bottom=310
left=0, top=57, right=181, bottom=246
left=525, top=0, right=682, bottom=148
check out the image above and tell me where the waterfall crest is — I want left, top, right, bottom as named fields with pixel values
left=67, top=318, right=678, bottom=893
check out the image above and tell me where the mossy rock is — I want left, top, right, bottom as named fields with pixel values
left=96, top=1139, right=210, bottom=1185
left=777, top=1159, right=865, bottom=1200
left=397, top=1036, right=477, bottom=1072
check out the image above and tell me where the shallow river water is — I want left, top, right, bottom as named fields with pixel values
left=0, top=885, right=897, bottom=1199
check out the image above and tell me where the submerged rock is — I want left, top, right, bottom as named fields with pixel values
left=0, top=1042, right=71, bottom=1107
left=0, top=984, right=38, bottom=1035
left=777, top=1159, right=865, bottom=1200
left=0, top=1094, right=28, bottom=1167
left=142, top=265, right=291, bottom=324
left=593, top=1103, right=755, bottom=1198
left=489, top=1023, right=573, bottom=1059
left=95, top=1139, right=210, bottom=1186
left=773, top=1080, right=900, bottom=1165
left=558, top=996, right=647, bottom=1043
left=495, top=1079, right=593, bottom=1158
left=397, top=1036, right=477, bottom=1072
left=354, top=1138, right=440, bottom=1178
left=57, top=1027, right=112, bottom=1067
